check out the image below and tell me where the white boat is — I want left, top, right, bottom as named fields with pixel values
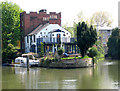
left=13, top=54, right=40, bottom=67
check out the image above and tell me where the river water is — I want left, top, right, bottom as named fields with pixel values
left=2, top=59, right=119, bottom=89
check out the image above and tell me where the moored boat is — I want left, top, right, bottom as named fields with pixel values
left=12, top=54, right=40, bottom=67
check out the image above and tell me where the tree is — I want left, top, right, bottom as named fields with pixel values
left=40, top=42, right=44, bottom=57
left=38, top=42, right=44, bottom=57
left=95, top=32, right=105, bottom=55
left=77, top=11, right=85, bottom=23
left=107, top=28, right=120, bottom=59
left=57, top=47, right=64, bottom=60
left=62, top=23, right=74, bottom=37
left=89, top=47, right=98, bottom=58
left=91, top=11, right=113, bottom=27
left=77, top=22, right=97, bottom=57
left=1, top=1, right=23, bottom=49
left=2, top=44, right=17, bottom=63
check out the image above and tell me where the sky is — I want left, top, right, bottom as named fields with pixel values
left=1, top=0, right=120, bottom=28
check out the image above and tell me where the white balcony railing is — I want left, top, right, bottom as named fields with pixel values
left=37, top=37, right=70, bottom=43
left=37, top=37, right=77, bottom=44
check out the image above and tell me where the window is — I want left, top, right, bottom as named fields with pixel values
left=44, top=32, right=46, bottom=34
left=50, top=15, right=57, bottom=19
left=43, top=17, right=49, bottom=21
left=52, top=34, right=54, bottom=36
left=33, top=35, right=35, bottom=42
left=40, top=32, right=42, bottom=34
left=54, top=15, right=57, bottom=19
left=27, top=36, right=29, bottom=43
left=63, top=34, right=65, bottom=36
left=66, top=33, right=68, bottom=35
left=30, top=35, right=32, bottom=43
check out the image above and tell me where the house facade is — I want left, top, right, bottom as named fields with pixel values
left=20, top=9, right=61, bottom=52
left=24, top=23, right=75, bottom=53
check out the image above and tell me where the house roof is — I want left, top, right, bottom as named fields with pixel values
left=28, top=23, right=49, bottom=35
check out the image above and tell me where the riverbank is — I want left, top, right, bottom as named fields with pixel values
left=39, top=58, right=93, bottom=68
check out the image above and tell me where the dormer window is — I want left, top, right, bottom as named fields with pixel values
left=40, top=32, right=42, bottom=34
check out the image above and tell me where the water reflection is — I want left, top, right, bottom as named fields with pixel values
left=2, top=60, right=119, bottom=89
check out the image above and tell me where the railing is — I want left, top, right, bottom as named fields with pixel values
left=37, top=37, right=77, bottom=44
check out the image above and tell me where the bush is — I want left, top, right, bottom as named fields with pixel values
left=2, top=44, right=17, bottom=63
left=38, top=42, right=44, bottom=57
left=88, top=47, right=98, bottom=58
left=57, top=48, right=64, bottom=57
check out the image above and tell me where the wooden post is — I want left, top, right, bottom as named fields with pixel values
left=93, top=57, right=95, bottom=67
left=27, top=56, right=29, bottom=71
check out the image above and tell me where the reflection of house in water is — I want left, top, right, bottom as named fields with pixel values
left=98, top=26, right=112, bottom=54
left=14, top=67, right=40, bottom=89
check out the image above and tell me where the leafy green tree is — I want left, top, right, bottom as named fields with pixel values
left=57, top=47, right=64, bottom=59
left=77, top=22, right=97, bottom=57
left=89, top=47, right=98, bottom=58
left=95, top=32, right=105, bottom=55
left=107, top=28, right=120, bottom=59
left=40, top=42, right=44, bottom=57
left=1, top=1, right=23, bottom=49
left=91, top=11, right=113, bottom=27
left=2, top=44, right=17, bottom=63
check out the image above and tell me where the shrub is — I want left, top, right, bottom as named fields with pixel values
left=57, top=48, right=64, bottom=57
left=89, top=47, right=98, bottom=58
left=2, top=44, right=17, bottom=63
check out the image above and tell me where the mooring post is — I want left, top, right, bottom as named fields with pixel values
left=93, top=57, right=94, bottom=67
left=27, top=56, right=29, bottom=71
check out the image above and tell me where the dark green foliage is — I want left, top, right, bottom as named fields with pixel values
left=107, top=28, right=120, bottom=59
left=1, top=1, right=23, bottom=62
left=95, top=39, right=105, bottom=55
left=1, top=1, right=23, bottom=49
left=57, top=48, right=64, bottom=57
left=89, top=47, right=98, bottom=58
left=39, top=42, right=44, bottom=57
left=77, top=22, right=97, bottom=57
left=2, top=44, right=17, bottom=63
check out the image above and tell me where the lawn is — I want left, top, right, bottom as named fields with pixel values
left=61, top=56, right=91, bottom=60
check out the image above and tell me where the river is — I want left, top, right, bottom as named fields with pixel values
left=2, top=59, right=119, bottom=89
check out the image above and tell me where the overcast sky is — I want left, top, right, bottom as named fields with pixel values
left=1, top=0, right=120, bottom=27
